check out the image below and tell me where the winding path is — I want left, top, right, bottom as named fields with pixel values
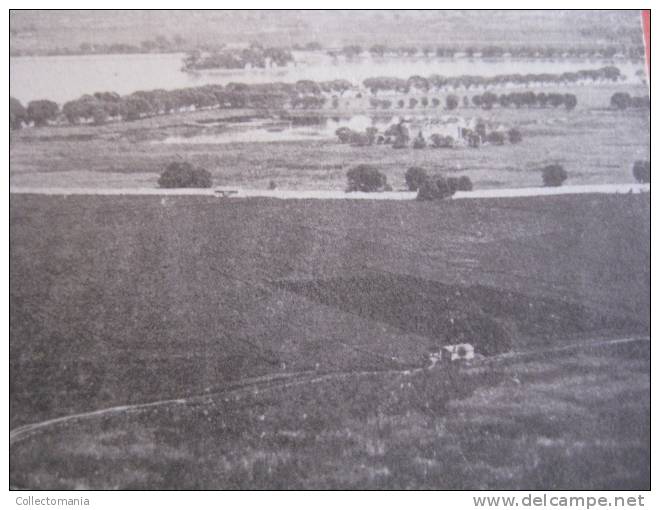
left=9, top=334, right=649, bottom=447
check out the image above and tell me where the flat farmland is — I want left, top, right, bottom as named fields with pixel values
left=10, top=192, right=650, bottom=488
left=9, top=84, right=649, bottom=191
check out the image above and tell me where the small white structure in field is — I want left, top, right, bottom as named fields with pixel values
left=429, top=343, right=475, bottom=367
left=442, top=343, right=475, bottom=361
left=214, top=188, right=239, bottom=198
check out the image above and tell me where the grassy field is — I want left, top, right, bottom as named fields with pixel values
left=10, top=192, right=649, bottom=489
left=9, top=83, right=649, bottom=191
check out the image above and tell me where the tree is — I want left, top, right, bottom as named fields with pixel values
left=541, top=164, right=568, bottom=187
left=405, top=167, right=429, bottom=191
left=26, top=99, right=59, bottom=126
left=563, top=94, right=577, bottom=110
left=486, top=131, right=506, bottom=145
left=335, top=127, right=356, bottom=144
left=416, top=176, right=453, bottom=201
left=508, top=128, right=523, bottom=144
left=610, top=92, right=631, bottom=109
left=346, top=165, right=388, bottom=192
left=445, top=95, right=459, bottom=110
left=409, top=98, right=418, bottom=109
left=632, top=161, right=650, bottom=183
left=412, top=131, right=426, bottom=149
left=369, top=44, right=387, bottom=57
left=342, top=45, right=362, bottom=58
left=457, top=176, right=473, bottom=191
left=10, top=97, right=27, bottom=130
left=430, top=134, right=454, bottom=148
left=158, top=161, right=212, bottom=188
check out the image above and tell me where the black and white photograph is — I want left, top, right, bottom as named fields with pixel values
left=9, top=9, right=651, bottom=492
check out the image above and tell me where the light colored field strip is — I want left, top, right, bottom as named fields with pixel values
left=9, top=334, right=649, bottom=446
left=9, top=183, right=650, bottom=200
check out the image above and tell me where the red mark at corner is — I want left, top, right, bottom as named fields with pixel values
left=642, top=10, right=650, bottom=78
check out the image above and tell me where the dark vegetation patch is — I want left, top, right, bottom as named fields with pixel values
left=276, top=273, right=629, bottom=355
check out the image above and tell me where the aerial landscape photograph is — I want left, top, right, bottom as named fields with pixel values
left=9, top=9, right=650, bottom=490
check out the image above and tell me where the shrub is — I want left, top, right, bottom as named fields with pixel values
left=268, top=180, right=277, bottom=190
left=563, top=94, right=577, bottom=110
left=26, top=99, right=59, bottom=126
left=430, top=134, right=454, bottom=148
left=335, top=127, right=354, bottom=143
left=416, top=180, right=441, bottom=201
left=486, top=131, right=506, bottom=145
left=447, top=177, right=459, bottom=194
left=447, top=176, right=473, bottom=193
left=416, top=176, right=454, bottom=201
left=541, top=164, right=568, bottom=187
left=412, top=132, right=426, bottom=149
left=346, top=165, right=388, bottom=192
left=158, top=161, right=212, bottom=188
left=457, top=176, right=473, bottom=191
left=508, top=128, right=523, bottom=144
left=632, top=161, right=650, bottom=183
left=405, top=167, right=429, bottom=191
left=10, top=97, right=27, bottom=130
left=610, top=92, right=631, bottom=109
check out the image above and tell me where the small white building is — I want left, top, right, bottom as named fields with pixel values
left=429, top=343, right=475, bottom=367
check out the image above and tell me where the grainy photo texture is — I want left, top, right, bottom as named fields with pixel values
left=9, top=10, right=650, bottom=490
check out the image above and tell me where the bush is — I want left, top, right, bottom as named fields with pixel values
left=563, top=94, right=577, bottom=110
left=405, top=167, right=428, bottom=191
left=447, top=176, right=473, bottom=193
left=508, top=128, right=523, bottom=144
left=445, top=95, right=459, bottom=110
left=10, top=97, right=27, bottom=130
left=541, top=164, right=568, bottom=187
left=632, top=161, right=650, bottom=183
left=416, top=176, right=454, bottom=201
left=346, top=165, right=388, bottom=192
left=158, top=161, right=212, bottom=188
left=447, top=177, right=459, bottom=194
left=457, top=176, right=473, bottom=191
left=486, top=131, right=506, bottom=145
left=430, top=134, right=454, bottom=148
left=26, top=99, right=59, bottom=126
left=412, top=132, right=426, bottom=149
left=610, top=92, right=631, bottom=109
left=268, top=180, right=277, bottom=190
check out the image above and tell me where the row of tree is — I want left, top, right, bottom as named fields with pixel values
left=336, top=122, right=523, bottom=149
left=156, top=159, right=647, bottom=192
left=370, top=92, right=578, bottom=111
left=472, top=91, right=577, bottom=110
left=363, top=67, right=622, bottom=95
left=9, top=79, right=353, bottom=128
left=336, top=45, right=643, bottom=60
left=610, top=92, right=651, bottom=110
left=182, top=45, right=294, bottom=71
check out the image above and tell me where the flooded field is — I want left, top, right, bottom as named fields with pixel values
left=10, top=52, right=645, bottom=104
